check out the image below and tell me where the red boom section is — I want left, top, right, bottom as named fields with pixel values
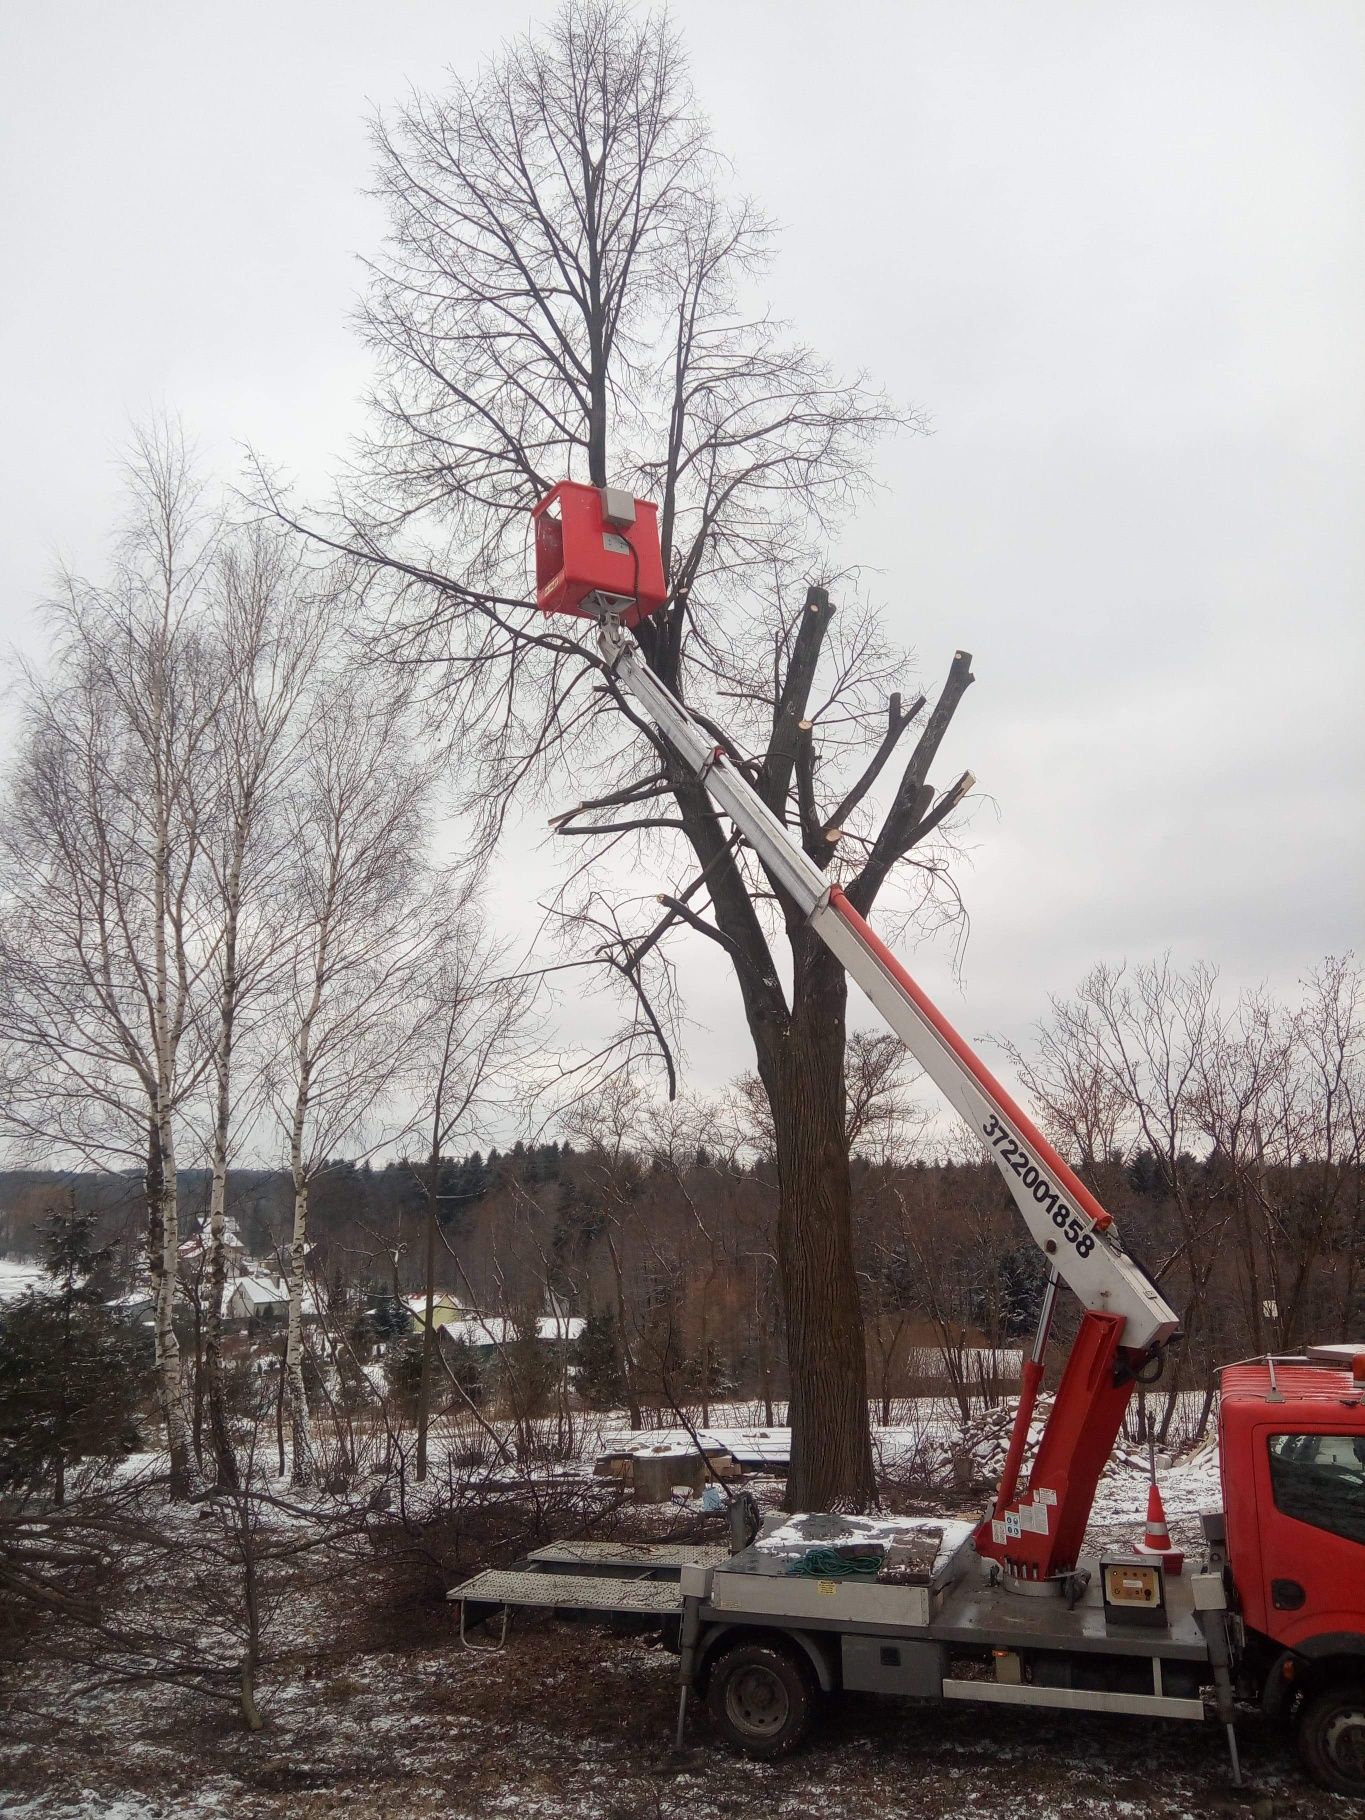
left=974, top=1311, right=1138, bottom=1579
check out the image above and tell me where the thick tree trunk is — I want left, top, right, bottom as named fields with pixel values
left=767, top=933, right=875, bottom=1511
left=649, top=616, right=971, bottom=1513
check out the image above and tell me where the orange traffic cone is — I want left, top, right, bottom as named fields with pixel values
left=1133, top=1481, right=1184, bottom=1574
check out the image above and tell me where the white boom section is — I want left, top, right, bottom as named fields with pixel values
left=599, top=619, right=1178, bottom=1353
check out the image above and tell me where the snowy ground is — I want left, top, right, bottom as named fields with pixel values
left=0, top=1406, right=1335, bottom=1819
left=1, top=1610, right=1338, bottom=1820
left=0, top=1255, right=48, bottom=1304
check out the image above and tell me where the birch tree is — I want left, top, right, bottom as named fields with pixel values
left=196, top=530, right=331, bottom=1488
left=271, top=678, right=438, bottom=1485
left=0, top=423, right=223, bottom=1492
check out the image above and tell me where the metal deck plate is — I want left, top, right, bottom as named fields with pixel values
left=449, top=1567, right=685, bottom=1614
left=934, top=1563, right=1210, bottom=1660
left=526, top=1541, right=727, bottom=1568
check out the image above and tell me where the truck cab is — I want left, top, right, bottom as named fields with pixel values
left=1219, top=1354, right=1365, bottom=1794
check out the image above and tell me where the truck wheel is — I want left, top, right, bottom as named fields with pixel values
left=1297, top=1679, right=1365, bottom=1797
left=706, top=1641, right=817, bottom=1759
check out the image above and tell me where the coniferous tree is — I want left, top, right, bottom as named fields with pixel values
left=572, top=1309, right=626, bottom=1411
left=0, top=1200, right=150, bottom=1502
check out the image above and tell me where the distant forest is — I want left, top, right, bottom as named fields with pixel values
left=4, top=1125, right=1360, bottom=1439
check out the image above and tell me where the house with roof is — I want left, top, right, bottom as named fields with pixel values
left=178, top=1217, right=249, bottom=1276
left=402, top=1290, right=468, bottom=1331
left=226, top=1274, right=290, bottom=1322
left=438, top=1308, right=585, bottom=1362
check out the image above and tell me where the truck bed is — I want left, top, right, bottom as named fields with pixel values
left=450, top=1536, right=1216, bottom=1723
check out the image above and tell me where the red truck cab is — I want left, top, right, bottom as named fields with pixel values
left=1218, top=1353, right=1365, bottom=1793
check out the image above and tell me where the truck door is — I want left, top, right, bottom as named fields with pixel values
left=1252, top=1425, right=1365, bottom=1649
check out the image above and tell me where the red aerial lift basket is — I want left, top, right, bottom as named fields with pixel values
left=532, top=481, right=667, bottom=628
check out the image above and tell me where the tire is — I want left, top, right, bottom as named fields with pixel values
left=705, top=1640, right=817, bottom=1759
left=1297, top=1678, right=1365, bottom=1798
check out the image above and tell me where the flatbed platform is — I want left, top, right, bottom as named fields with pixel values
left=452, top=1567, right=688, bottom=1616
left=448, top=1540, right=728, bottom=1622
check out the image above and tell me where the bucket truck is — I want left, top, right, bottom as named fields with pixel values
left=448, top=485, right=1365, bottom=1797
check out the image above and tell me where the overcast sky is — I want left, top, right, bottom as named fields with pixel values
left=1, top=0, right=1361, bottom=1114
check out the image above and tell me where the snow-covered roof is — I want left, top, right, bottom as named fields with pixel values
left=903, top=1346, right=1024, bottom=1375
left=229, top=1274, right=290, bottom=1309
left=442, top=1312, right=585, bottom=1347
left=228, top=1275, right=318, bottom=1317
left=179, top=1217, right=248, bottom=1259
left=538, top=1314, right=585, bottom=1341
left=602, top=1425, right=793, bottom=1468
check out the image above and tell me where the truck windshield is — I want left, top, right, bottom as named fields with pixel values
left=1268, top=1432, right=1365, bottom=1545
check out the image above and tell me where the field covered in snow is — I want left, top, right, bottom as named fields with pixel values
left=0, top=1400, right=1331, bottom=1820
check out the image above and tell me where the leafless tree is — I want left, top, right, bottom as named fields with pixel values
left=1195, top=955, right=1364, bottom=1352
left=269, top=678, right=441, bottom=1485
left=734, top=1030, right=926, bottom=1164
left=195, top=529, right=332, bottom=1489
left=0, top=422, right=225, bottom=1492
left=1295, top=955, right=1364, bottom=1335
left=1014, top=958, right=1226, bottom=1437
left=565, top=1082, right=655, bottom=1429
left=259, top=1, right=976, bottom=1508
left=406, top=881, right=535, bottom=1480
left=998, top=1008, right=1129, bottom=1173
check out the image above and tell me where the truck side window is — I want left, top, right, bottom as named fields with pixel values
left=1268, top=1432, right=1365, bottom=1545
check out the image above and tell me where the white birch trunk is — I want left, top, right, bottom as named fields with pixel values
left=151, top=762, right=193, bottom=1490
left=286, top=1074, right=314, bottom=1486
left=205, top=828, right=244, bottom=1488
left=154, top=1101, right=193, bottom=1484
left=206, top=1045, right=236, bottom=1485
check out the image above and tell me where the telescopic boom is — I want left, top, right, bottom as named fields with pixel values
left=591, top=612, right=1179, bottom=1578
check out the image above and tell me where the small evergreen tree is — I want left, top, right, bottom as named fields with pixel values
left=441, top=1330, right=485, bottom=1406
left=369, top=1288, right=413, bottom=1343
left=0, top=1201, right=150, bottom=1502
left=977, top=1243, right=1049, bottom=1339
left=573, top=1310, right=626, bottom=1411
left=382, top=1334, right=424, bottom=1417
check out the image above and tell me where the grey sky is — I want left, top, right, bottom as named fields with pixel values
left=1, top=0, right=1361, bottom=1107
